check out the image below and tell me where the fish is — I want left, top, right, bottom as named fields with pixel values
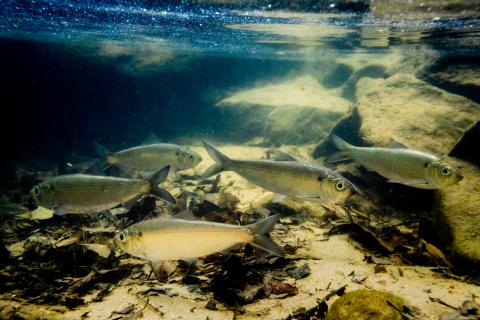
left=0, top=196, right=29, bottom=216
left=201, top=142, right=357, bottom=204
left=94, top=142, right=202, bottom=172
left=113, top=214, right=284, bottom=262
left=330, top=135, right=463, bottom=189
left=30, top=166, right=176, bottom=215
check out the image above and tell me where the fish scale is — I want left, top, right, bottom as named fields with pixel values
left=114, top=215, right=284, bottom=262
left=95, top=142, right=202, bottom=172
left=31, top=166, right=175, bottom=214
left=331, top=135, right=463, bottom=189
left=131, top=218, right=247, bottom=233
left=233, top=159, right=334, bottom=178
left=201, top=142, right=357, bottom=204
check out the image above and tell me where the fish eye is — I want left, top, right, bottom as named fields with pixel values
left=335, top=181, right=345, bottom=191
left=189, top=155, right=194, bottom=159
left=33, top=187, right=40, bottom=195
left=441, top=166, right=452, bottom=176
left=118, top=231, right=127, bottom=243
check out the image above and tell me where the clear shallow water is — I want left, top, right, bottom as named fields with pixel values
left=0, top=0, right=479, bottom=169
left=0, top=3, right=480, bottom=317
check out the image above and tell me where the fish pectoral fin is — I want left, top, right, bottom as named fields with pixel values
left=269, top=151, right=300, bottom=162
left=271, top=194, right=287, bottom=203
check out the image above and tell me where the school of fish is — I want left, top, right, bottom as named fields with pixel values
left=28, top=136, right=463, bottom=263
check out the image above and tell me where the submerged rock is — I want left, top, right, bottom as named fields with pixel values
left=324, top=289, right=406, bottom=320
left=314, top=73, right=480, bottom=267
left=449, top=121, right=480, bottom=167
left=341, top=64, right=386, bottom=100
left=432, top=160, right=480, bottom=265
left=354, top=74, right=479, bottom=155
left=217, top=75, right=351, bottom=145
left=421, top=57, right=480, bottom=103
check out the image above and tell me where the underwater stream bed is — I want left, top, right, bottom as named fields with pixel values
left=1, top=1, right=480, bottom=319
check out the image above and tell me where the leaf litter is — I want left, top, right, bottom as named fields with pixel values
left=0, top=162, right=479, bottom=319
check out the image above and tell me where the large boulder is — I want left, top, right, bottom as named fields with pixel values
left=216, top=75, right=351, bottom=145
left=355, top=75, right=480, bottom=266
left=317, top=73, right=480, bottom=266
left=324, top=290, right=406, bottom=320
left=420, top=57, right=480, bottom=103
left=354, top=74, right=479, bottom=155
left=432, top=160, right=480, bottom=265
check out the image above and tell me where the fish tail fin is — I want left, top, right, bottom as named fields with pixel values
left=248, top=215, right=284, bottom=257
left=147, top=166, right=176, bottom=204
left=93, top=141, right=111, bottom=160
left=331, top=135, right=352, bottom=151
left=201, top=142, right=231, bottom=179
left=326, top=135, right=352, bottom=163
left=93, top=142, right=113, bottom=170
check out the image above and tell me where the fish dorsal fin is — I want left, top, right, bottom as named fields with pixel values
left=142, top=132, right=161, bottom=145
left=172, top=210, right=198, bottom=220
left=386, top=140, right=408, bottom=149
left=270, top=151, right=300, bottom=162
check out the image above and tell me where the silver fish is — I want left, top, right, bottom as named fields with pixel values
left=201, top=142, right=357, bottom=204
left=0, top=196, right=29, bottom=216
left=95, top=142, right=202, bottom=172
left=330, top=135, right=463, bottom=189
left=114, top=214, right=284, bottom=262
left=30, top=166, right=175, bottom=215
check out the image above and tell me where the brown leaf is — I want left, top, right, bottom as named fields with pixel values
left=419, top=240, right=451, bottom=268
left=264, top=276, right=298, bottom=297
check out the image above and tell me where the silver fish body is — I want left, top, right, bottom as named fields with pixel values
left=95, top=143, right=202, bottom=171
left=331, top=135, right=463, bottom=189
left=30, top=166, right=175, bottom=214
left=202, top=143, right=357, bottom=204
left=114, top=214, right=284, bottom=262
